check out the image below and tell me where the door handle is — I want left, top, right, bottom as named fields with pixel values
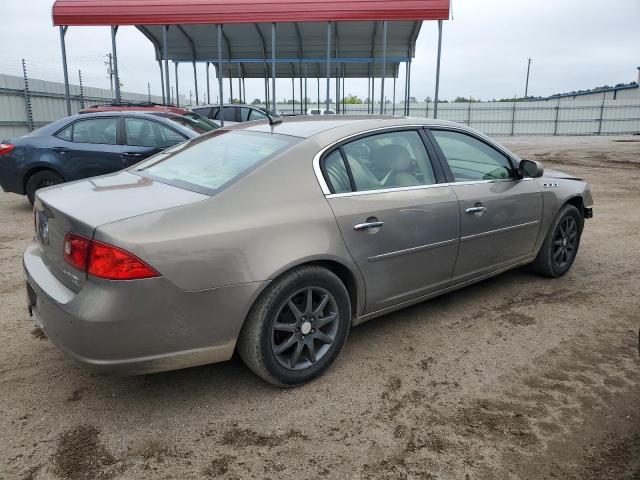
left=465, top=206, right=486, bottom=215
left=354, top=221, right=384, bottom=231
left=51, top=147, right=69, bottom=153
left=122, top=152, right=144, bottom=158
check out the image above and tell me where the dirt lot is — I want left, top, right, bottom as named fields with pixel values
left=1, top=135, right=639, bottom=480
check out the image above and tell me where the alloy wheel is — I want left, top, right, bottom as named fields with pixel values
left=271, top=287, right=339, bottom=371
left=553, top=216, right=578, bottom=269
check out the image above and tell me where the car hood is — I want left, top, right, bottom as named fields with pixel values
left=36, top=170, right=208, bottom=230
left=543, top=169, right=583, bottom=181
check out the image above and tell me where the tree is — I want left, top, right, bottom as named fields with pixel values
left=423, top=96, right=432, bottom=103
left=409, top=96, right=417, bottom=103
left=453, top=96, right=480, bottom=103
left=251, top=98, right=262, bottom=105
left=344, top=94, right=363, bottom=104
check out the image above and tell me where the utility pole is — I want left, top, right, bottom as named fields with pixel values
left=105, top=53, right=114, bottom=91
left=524, top=57, right=532, bottom=98
left=78, top=70, right=85, bottom=109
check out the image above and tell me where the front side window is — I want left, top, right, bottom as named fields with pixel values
left=431, top=130, right=515, bottom=182
left=249, top=109, right=268, bottom=121
left=125, top=118, right=185, bottom=148
left=133, top=131, right=296, bottom=195
left=70, top=118, right=118, bottom=145
left=240, top=108, right=251, bottom=122
left=337, top=130, right=437, bottom=192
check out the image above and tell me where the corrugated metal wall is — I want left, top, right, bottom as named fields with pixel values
left=0, top=74, right=162, bottom=140
left=280, top=98, right=640, bottom=136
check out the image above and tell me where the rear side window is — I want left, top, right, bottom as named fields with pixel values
left=125, top=118, right=185, bottom=148
left=132, top=131, right=296, bottom=195
left=62, top=118, right=118, bottom=145
left=431, top=130, right=515, bottom=181
left=323, top=150, right=352, bottom=194
left=213, top=107, right=236, bottom=122
left=240, top=108, right=251, bottom=122
left=192, top=107, right=212, bottom=118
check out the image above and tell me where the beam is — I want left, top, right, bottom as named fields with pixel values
left=380, top=20, right=387, bottom=114
left=59, top=26, right=71, bottom=116
left=434, top=20, right=443, bottom=119
left=163, top=25, right=170, bottom=106
left=325, top=23, right=331, bottom=112
left=174, top=61, right=180, bottom=106
left=158, top=60, right=165, bottom=103
left=272, top=23, right=277, bottom=113
left=206, top=62, right=211, bottom=103
left=217, top=24, right=224, bottom=126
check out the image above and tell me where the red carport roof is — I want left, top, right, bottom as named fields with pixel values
left=52, top=0, right=450, bottom=26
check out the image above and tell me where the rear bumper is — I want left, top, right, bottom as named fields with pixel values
left=23, top=241, right=266, bottom=375
left=0, top=161, right=24, bottom=194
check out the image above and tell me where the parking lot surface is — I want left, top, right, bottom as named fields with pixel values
left=1, top=135, right=639, bottom=480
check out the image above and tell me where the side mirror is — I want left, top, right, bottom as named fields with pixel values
left=518, top=159, right=544, bottom=178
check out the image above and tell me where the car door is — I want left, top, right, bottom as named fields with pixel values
left=47, top=116, right=124, bottom=181
left=322, top=128, right=460, bottom=314
left=121, top=117, right=187, bottom=168
left=427, top=128, right=543, bottom=282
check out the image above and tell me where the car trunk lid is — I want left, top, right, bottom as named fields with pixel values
left=34, top=170, right=208, bottom=292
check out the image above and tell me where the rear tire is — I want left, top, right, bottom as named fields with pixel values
left=26, top=170, right=63, bottom=205
left=237, top=266, right=351, bottom=387
left=532, top=204, right=583, bottom=278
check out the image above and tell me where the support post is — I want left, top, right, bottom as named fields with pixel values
left=242, top=75, right=246, bottom=104
left=317, top=64, right=320, bottom=111
left=510, top=96, right=517, bottom=136
left=553, top=98, right=560, bottom=135
left=325, top=22, right=331, bottom=113
left=163, top=25, right=170, bottom=106
left=433, top=20, right=443, bottom=119
left=272, top=23, right=277, bottom=113
left=206, top=62, right=211, bottom=104
left=342, top=64, right=345, bottom=114
left=111, top=26, right=121, bottom=102
left=597, top=96, right=605, bottom=135
left=229, top=76, right=233, bottom=103
left=404, top=62, right=409, bottom=115
left=380, top=20, right=387, bottom=114
left=299, top=62, right=304, bottom=114
left=407, top=60, right=412, bottom=115
left=193, top=60, right=199, bottom=105
left=264, top=64, right=269, bottom=109
left=392, top=73, right=396, bottom=115
left=291, top=69, right=295, bottom=114
left=217, top=24, right=224, bottom=126
left=367, top=69, right=371, bottom=114
left=174, top=62, right=180, bottom=107
left=158, top=60, right=165, bottom=104
left=59, top=26, right=72, bottom=116
left=237, top=64, right=242, bottom=104
left=304, top=64, right=308, bottom=113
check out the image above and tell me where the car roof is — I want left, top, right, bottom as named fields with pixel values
left=222, top=115, right=462, bottom=141
left=190, top=104, right=264, bottom=109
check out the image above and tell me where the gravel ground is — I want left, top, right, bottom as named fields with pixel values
left=1, top=135, right=639, bottom=480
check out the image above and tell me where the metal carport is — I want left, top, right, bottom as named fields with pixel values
left=52, top=0, right=450, bottom=124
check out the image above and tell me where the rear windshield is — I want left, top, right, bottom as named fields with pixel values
left=132, top=130, right=296, bottom=195
left=150, top=112, right=218, bottom=134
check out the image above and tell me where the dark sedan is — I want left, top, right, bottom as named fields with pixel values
left=0, top=111, right=218, bottom=203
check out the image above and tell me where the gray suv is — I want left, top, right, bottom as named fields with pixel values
left=190, top=104, right=279, bottom=125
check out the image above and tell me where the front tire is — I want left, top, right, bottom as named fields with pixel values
left=26, top=170, right=63, bottom=205
left=532, top=204, right=584, bottom=278
left=237, top=266, right=351, bottom=387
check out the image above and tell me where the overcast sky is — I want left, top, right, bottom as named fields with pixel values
left=1, top=0, right=638, bottom=104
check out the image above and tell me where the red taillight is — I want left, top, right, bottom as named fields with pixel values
left=0, top=143, right=15, bottom=156
left=63, top=233, right=159, bottom=280
left=63, top=233, right=92, bottom=271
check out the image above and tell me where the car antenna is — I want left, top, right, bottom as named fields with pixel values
left=266, top=112, right=282, bottom=126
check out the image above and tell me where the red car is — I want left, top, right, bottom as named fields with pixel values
left=79, top=102, right=220, bottom=129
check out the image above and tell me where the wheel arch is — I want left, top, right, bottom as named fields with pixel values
left=22, top=165, right=66, bottom=193
left=251, top=256, right=365, bottom=322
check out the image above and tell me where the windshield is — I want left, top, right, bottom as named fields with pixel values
left=150, top=112, right=219, bottom=134
left=132, top=130, right=296, bottom=195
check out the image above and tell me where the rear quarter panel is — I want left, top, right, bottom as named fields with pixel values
left=94, top=138, right=364, bottom=308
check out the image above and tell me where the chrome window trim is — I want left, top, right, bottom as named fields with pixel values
left=312, top=123, right=522, bottom=196
left=327, top=182, right=450, bottom=199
